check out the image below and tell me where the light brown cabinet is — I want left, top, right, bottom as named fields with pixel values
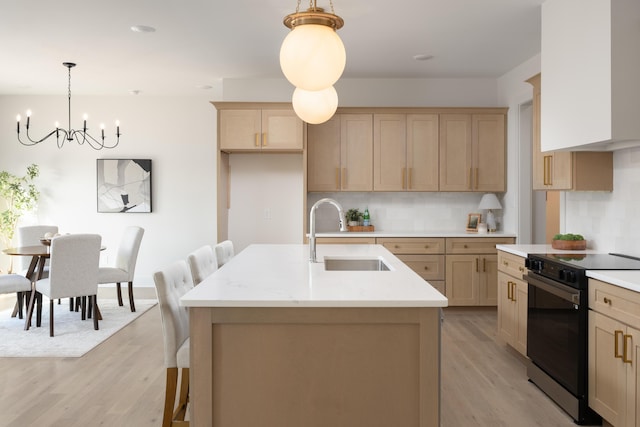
left=439, top=114, right=506, bottom=192
left=588, top=279, right=640, bottom=427
left=373, top=114, right=439, bottom=191
left=497, top=251, right=528, bottom=356
left=526, top=74, right=613, bottom=191
left=444, top=237, right=514, bottom=306
left=377, top=238, right=445, bottom=295
left=307, top=114, right=373, bottom=191
left=219, top=108, right=303, bottom=152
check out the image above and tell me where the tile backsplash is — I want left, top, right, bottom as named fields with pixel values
left=565, top=146, right=640, bottom=256
left=308, top=192, right=496, bottom=233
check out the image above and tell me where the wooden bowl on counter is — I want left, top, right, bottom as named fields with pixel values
left=551, top=239, right=587, bottom=250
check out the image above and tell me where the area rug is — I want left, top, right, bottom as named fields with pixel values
left=0, top=298, right=156, bottom=358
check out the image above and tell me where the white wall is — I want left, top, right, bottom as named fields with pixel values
left=0, top=95, right=217, bottom=285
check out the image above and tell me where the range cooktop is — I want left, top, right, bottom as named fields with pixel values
left=530, top=253, right=640, bottom=271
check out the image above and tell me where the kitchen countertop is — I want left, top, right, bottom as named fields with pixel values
left=587, top=270, right=640, bottom=293
left=315, top=231, right=517, bottom=238
left=496, top=244, right=600, bottom=258
left=180, top=244, right=448, bottom=308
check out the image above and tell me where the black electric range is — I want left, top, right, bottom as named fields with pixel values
left=526, top=252, right=640, bottom=289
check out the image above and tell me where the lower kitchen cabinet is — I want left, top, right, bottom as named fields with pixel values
left=377, top=238, right=445, bottom=296
left=497, top=251, right=528, bottom=356
left=589, top=279, right=640, bottom=427
left=446, top=254, right=498, bottom=306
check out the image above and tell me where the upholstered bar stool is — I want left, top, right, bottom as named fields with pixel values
left=214, top=240, right=234, bottom=268
left=187, top=245, right=217, bottom=285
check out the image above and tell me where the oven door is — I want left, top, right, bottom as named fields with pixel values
left=526, top=272, right=585, bottom=397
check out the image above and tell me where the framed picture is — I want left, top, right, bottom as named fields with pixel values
left=466, top=213, right=481, bottom=232
left=97, top=159, right=152, bottom=213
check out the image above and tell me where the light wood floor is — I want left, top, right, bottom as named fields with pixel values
left=0, top=306, right=579, bottom=426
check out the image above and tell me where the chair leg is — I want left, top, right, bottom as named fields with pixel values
left=69, top=297, right=74, bottom=311
left=80, top=296, right=87, bottom=321
left=92, top=296, right=99, bottom=330
left=24, top=289, right=37, bottom=330
left=128, top=282, right=136, bottom=312
left=36, top=292, right=42, bottom=327
left=174, top=367, right=190, bottom=422
left=116, top=283, right=123, bottom=306
left=163, top=368, right=179, bottom=427
left=49, top=299, right=54, bottom=337
left=16, top=292, right=24, bottom=319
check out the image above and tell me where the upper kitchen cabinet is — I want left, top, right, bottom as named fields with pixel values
left=439, top=112, right=506, bottom=192
left=217, top=104, right=303, bottom=152
left=527, top=74, right=613, bottom=191
left=541, top=0, right=640, bottom=151
left=373, top=114, right=439, bottom=191
left=307, top=114, right=373, bottom=192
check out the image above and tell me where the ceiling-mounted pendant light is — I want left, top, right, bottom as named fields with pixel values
left=15, top=62, right=121, bottom=150
left=292, top=86, right=338, bottom=124
left=280, top=0, right=346, bottom=91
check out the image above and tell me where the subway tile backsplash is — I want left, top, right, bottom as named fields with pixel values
left=565, top=146, right=640, bottom=256
left=308, top=192, right=493, bottom=233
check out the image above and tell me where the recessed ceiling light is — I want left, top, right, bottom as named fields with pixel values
left=130, top=25, right=156, bottom=33
left=130, top=90, right=141, bottom=95
left=198, top=85, right=213, bottom=90
left=413, top=54, right=434, bottom=61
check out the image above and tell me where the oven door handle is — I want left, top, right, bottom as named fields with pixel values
left=525, top=272, right=581, bottom=305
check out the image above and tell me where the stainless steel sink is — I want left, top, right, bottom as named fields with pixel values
left=323, top=257, right=391, bottom=271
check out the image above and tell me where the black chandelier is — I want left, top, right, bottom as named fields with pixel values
left=16, top=62, right=120, bottom=150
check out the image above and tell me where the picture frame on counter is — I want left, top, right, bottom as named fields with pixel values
left=466, top=213, right=481, bottom=232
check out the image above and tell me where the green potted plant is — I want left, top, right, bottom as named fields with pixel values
left=345, top=208, right=361, bottom=226
left=551, top=233, right=587, bottom=250
left=0, top=164, right=40, bottom=271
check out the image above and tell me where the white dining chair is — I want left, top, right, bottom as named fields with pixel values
left=16, top=225, right=58, bottom=279
left=153, top=260, right=193, bottom=427
left=0, top=274, right=32, bottom=319
left=214, top=240, right=234, bottom=268
left=25, top=234, right=102, bottom=337
left=97, top=226, right=144, bottom=312
left=187, top=245, right=218, bottom=285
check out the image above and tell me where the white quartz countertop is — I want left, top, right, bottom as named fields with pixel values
left=315, top=231, right=517, bottom=238
left=496, top=244, right=600, bottom=258
left=180, top=244, right=448, bottom=308
left=587, top=270, right=640, bottom=293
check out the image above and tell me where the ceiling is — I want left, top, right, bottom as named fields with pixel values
left=0, top=0, right=543, bottom=97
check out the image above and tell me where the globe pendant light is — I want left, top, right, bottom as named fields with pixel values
left=280, top=0, right=345, bottom=91
left=292, top=86, right=338, bottom=124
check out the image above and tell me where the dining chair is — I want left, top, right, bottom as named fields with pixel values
left=16, top=225, right=58, bottom=279
left=214, top=240, right=234, bottom=268
left=153, top=260, right=193, bottom=427
left=97, top=226, right=144, bottom=312
left=0, top=274, right=32, bottom=319
left=187, top=245, right=218, bottom=285
left=25, top=234, right=102, bottom=337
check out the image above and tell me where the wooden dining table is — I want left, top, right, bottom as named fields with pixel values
left=3, top=242, right=105, bottom=329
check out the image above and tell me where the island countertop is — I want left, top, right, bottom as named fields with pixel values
left=180, top=243, right=448, bottom=308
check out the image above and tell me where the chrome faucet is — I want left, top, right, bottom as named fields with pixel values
left=309, top=198, right=347, bottom=263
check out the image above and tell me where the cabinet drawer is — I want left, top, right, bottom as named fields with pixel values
left=377, top=238, right=445, bottom=254
left=397, top=255, right=445, bottom=281
left=446, top=237, right=515, bottom=254
left=589, top=279, right=640, bottom=329
left=498, top=251, right=526, bottom=279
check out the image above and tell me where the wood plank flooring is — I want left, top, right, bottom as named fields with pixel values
left=0, top=305, right=580, bottom=426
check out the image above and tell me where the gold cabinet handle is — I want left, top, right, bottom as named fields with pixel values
left=423, top=266, right=429, bottom=270
left=463, top=244, right=468, bottom=249
left=543, top=155, right=552, bottom=185
left=623, top=334, right=632, bottom=364
left=475, top=168, right=479, bottom=190
left=255, top=133, right=260, bottom=147
left=424, top=245, right=429, bottom=249
left=503, top=260, right=509, bottom=266
left=342, top=168, right=347, bottom=189
left=408, top=168, right=413, bottom=189
left=483, top=257, right=486, bottom=272
left=468, top=168, right=473, bottom=190
left=394, top=245, right=400, bottom=249
left=507, top=281, right=513, bottom=301
left=604, top=297, right=612, bottom=305
left=262, top=132, right=267, bottom=147
left=402, top=167, right=406, bottom=190
left=615, top=330, right=624, bottom=359
left=335, top=168, right=340, bottom=190
left=511, top=282, right=517, bottom=302
left=518, top=266, right=525, bottom=273
left=476, top=257, right=479, bottom=273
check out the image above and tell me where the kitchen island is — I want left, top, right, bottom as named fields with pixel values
left=181, top=244, right=447, bottom=426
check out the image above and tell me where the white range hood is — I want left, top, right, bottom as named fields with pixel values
left=541, top=0, right=640, bottom=151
